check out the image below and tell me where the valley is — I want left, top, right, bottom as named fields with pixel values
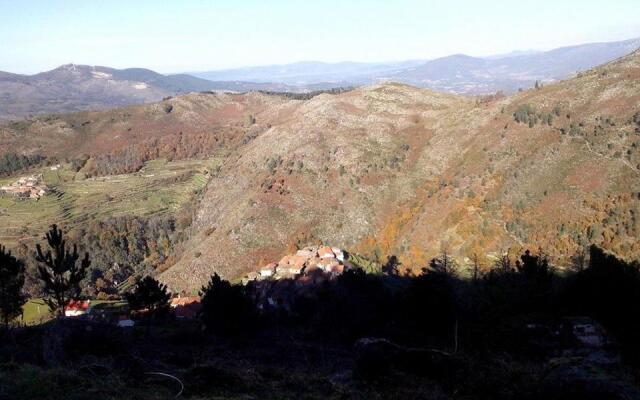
left=0, top=50, right=638, bottom=293
left=4, top=3, right=640, bottom=399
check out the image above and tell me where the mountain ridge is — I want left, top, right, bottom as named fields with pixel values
left=194, top=37, right=640, bottom=94
left=0, top=49, right=639, bottom=292
left=0, top=64, right=336, bottom=121
left=160, top=49, right=640, bottom=291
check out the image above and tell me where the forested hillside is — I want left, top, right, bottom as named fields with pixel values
left=1, top=51, right=639, bottom=293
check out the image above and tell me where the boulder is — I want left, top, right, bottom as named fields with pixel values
left=291, top=255, right=307, bottom=269
left=305, top=257, right=321, bottom=273
left=329, top=264, right=344, bottom=274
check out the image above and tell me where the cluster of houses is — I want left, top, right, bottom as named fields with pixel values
left=242, top=245, right=354, bottom=312
left=243, top=245, right=349, bottom=285
left=0, top=174, right=48, bottom=199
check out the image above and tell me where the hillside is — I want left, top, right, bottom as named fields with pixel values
left=0, top=64, right=311, bottom=120
left=162, top=50, right=640, bottom=291
left=0, top=51, right=639, bottom=292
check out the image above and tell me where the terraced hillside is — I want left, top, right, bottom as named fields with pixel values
left=162, top=51, right=640, bottom=291
left=1, top=51, right=639, bottom=293
left=0, top=158, right=217, bottom=247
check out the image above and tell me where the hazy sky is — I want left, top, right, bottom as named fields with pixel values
left=1, top=0, right=639, bottom=74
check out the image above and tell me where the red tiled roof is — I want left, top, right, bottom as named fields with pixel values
left=318, top=246, right=335, bottom=259
left=66, top=300, right=90, bottom=311
left=170, top=296, right=201, bottom=307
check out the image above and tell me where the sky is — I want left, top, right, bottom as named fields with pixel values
left=1, top=0, right=640, bottom=74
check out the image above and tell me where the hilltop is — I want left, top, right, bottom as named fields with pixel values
left=0, top=64, right=322, bottom=120
left=0, top=51, right=639, bottom=292
left=2, top=38, right=638, bottom=121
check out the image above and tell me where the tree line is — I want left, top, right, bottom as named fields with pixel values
left=18, top=214, right=189, bottom=299
left=0, top=152, right=46, bottom=177
left=2, top=224, right=640, bottom=366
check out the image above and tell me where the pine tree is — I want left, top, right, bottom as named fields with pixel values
left=35, top=225, right=90, bottom=317
left=428, top=250, right=459, bottom=277
left=199, top=273, right=256, bottom=336
left=382, top=255, right=401, bottom=275
left=126, top=276, right=170, bottom=315
left=0, top=245, right=26, bottom=328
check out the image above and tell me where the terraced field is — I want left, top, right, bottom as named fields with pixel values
left=0, top=158, right=219, bottom=247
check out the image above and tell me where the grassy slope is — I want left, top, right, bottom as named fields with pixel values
left=0, top=158, right=219, bottom=247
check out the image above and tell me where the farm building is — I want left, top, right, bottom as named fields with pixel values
left=0, top=174, right=49, bottom=199
left=65, top=300, right=91, bottom=317
left=170, top=296, right=202, bottom=319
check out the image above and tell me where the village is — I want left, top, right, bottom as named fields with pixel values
left=0, top=174, right=49, bottom=200
left=48, top=246, right=351, bottom=327
left=242, top=245, right=349, bottom=284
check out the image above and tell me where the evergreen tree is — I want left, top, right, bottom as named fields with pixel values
left=199, top=273, right=256, bottom=336
left=35, top=225, right=90, bottom=316
left=126, top=276, right=171, bottom=315
left=0, top=245, right=26, bottom=328
left=428, top=250, right=459, bottom=277
left=516, top=249, right=551, bottom=285
left=382, top=255, right=401, bottom=275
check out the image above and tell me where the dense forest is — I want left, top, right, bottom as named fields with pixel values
left=17, top=214, right=192, bottom=298
left=72, top=132, right=231, bottom=177
left=0, top=152, right=46, bottom=177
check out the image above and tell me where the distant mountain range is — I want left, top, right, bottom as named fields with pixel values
left=0, top=64, right=326, bottom=120
left=192, top=60, right=427, bottom=85
left=195, top=37, right=640, bottom=94
left=389, top=37, right=640, bottom=93
left=1, top=37, right=639, bottom=120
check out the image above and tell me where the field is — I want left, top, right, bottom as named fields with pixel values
left=19, top=299, right=129, bottom=326
left=20, top=299, right=52, bottom=326
left=0, top=158, right=219, bottom=247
